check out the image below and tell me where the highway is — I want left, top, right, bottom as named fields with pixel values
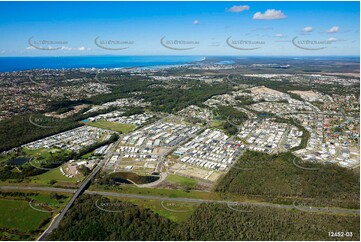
left=1, top=185, right=359, bottom=216
left=36, top=138, right=120, bottom=240
left=37, top=157, right=107, bottom=240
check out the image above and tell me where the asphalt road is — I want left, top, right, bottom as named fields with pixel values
left=1, top=185, right=359, bottom=215
left=37, top=157, right=107, bottom=240
left=35, top=139, right=120, bottom=240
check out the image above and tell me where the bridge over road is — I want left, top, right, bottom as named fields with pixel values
left=36, top=140, right=119, bottom=241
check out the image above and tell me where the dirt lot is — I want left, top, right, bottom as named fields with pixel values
left=169, top=163, right=223, bottom=182
left=289, top=90, right=318, bottom=98
left=251, top=86, right=283, bottom=95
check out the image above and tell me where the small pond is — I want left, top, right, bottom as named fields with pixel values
left=7, top=157, right=31, bottom=165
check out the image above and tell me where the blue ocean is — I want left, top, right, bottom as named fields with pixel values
left=0, top=56, right=205, bottom=72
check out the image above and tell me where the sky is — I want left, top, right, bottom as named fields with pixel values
left=0, top=1, right=359, bottom=56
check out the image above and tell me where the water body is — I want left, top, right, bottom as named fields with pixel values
left=8, top=157, right=31, bottom=165
left=110, top=171, right=159, bottom=185
left=257, top=113, right=270, bottom=118
left=0, top=56, right=204, bottom=72
left=215, top=60, right=235, bottom=65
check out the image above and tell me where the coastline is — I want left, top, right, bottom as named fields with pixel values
left=0, top=55, right=206, bottom=73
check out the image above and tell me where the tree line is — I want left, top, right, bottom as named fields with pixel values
left=215, top=150, right=360, bottom=209
left=49, top=194, right=360, bottom=241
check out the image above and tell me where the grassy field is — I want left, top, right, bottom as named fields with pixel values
left=91, top=184, right=220, bottom=200
left=0, top=199, right=50, bottom=232
left=90, top=184, right=263, bottom=204
left=30, top=192, right=70, bottom=206
left=81, top=152, right=95, bottom=159
left=166, top=174, right=198, bottom=188
left=85, top=120, right=135, bottom=134
left=29, top=167, right=81, bottom=186
left=0, top=153, right=13, bottom=163
left=23, top=148, right=63, bottom=158
left=111, top=197, right=198, bottom=223
left=210, top=120, right=223, bottom=128
left=0, top=147, right=81, bottom=187
left=0, top=192, right=70, bottom=240
left=0, top=148, right=67, bottom=165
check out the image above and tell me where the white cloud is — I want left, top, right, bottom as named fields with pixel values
left=228, top=5, right=250, bottom=13
left=326, top=26, right=339, bottom=33
left=327, top=37, right=338, bottom=42
left=193, top=20, right=200, bottom=25
left=26, top=46, right=35, bottom=50
left=275, top=33, right=285, bottom=38
left=327, top=37, right=346, bottom=42
left=302, top=26, right=313, bottom=32
left=253, top=9, right=287, bottom=20
left=61, top=46, right=91, bottom=51
left=61, top=46, right=73, bottom=50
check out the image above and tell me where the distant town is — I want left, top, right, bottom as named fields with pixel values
left=0, top=57, right=359, bottom=241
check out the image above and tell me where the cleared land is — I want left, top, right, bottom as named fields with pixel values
left=166, top=174, right=198, bottom=188
left=169, top=163, right=221, bottom=182
left=85, top=120, right=135, bottom=134
left=250, top=86, right=284, bottom=95
left=289, top=90, right=319, bottom=98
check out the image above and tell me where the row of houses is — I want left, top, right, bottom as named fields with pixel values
left=88, top=111, right=153, bottom=127
left=121, top=122, right=200, bottom=148
left=238, top=119, right=302, bottom=153
left=23, top=126, right=113, bottom=151
left=174, top=129, right=244, bottom=171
